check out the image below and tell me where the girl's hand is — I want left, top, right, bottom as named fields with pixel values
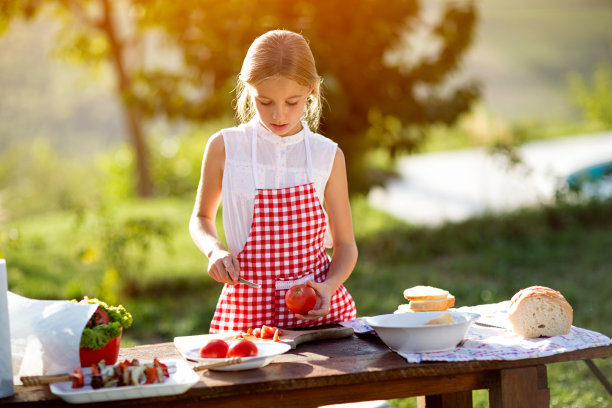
left=294, top=280, right=334, bottom=320
left=208, top=250, right=240, bottom=285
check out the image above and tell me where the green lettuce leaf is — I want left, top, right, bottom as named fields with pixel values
left=74, top=297, right=133, bottom=349
left=79, top=321, right=122, bottom=350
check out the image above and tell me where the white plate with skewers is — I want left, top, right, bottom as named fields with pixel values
left=48, top=359, right=198, bottom=404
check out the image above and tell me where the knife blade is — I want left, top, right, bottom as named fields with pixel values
left=238, top=277, right=261, bottom=288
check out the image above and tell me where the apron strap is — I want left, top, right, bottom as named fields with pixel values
left=251, top=121, right=313, bottom=189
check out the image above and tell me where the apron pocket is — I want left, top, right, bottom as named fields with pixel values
left=274, top=273, right=315, bottom=290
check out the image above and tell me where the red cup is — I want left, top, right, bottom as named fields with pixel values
left=79, top=329, right=122, bottom=367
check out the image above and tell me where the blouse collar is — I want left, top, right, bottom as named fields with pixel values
left=255, top=119, right=306, bottom=145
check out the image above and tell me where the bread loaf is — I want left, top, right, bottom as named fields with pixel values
left=508, top=286, right=573, bottom=338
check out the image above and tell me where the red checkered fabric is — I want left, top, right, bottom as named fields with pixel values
left=210, top=182, right=356, bottom=333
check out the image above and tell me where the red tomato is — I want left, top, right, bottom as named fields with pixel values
left=86, top=307, right=110, bottom=328
left=71, top=366, right=84, bottom=389
left=144, top=366, right=158, bottom=384
left=273, top=328, right=281, bottom=342
left=285, top=284, right=317, bottom=314
left=260, top=325, right=277, bottom=339
left=227, top=339, right=258, bottom=358
left=252, top=327, right=261, bottom=337
left=199, top=339, right=229, bottom=358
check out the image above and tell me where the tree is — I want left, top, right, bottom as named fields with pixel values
left=569, top=63, right=612, bottom=130
left=1, top=0, right=153, bottom=197
left=2, top=0, right=479, bottom=193
left=133, top=0, right=479, bottom=191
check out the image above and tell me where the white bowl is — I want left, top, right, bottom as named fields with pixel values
left=363, top=311, right=480, bottom=353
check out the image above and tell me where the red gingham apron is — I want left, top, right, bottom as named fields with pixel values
left=210, top=124, right=356, bottom=333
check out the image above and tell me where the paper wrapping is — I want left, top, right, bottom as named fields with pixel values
left=7, top=289, right=98, bottom=385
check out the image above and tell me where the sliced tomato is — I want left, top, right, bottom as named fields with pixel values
left=252, top=327, right=261, bottom=337
left=246, top=328, right=253, bottom=336
left=71, top=366, right=84, bottom=389
left=273, top=328, right=281, bottom=342
left=153, top=358, right=169, bottom=377
left=144, top=366, right=158, bottom=384
left=260, top=325, right=277, bottom=339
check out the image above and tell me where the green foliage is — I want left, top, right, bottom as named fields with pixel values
left=94, top=117, right=232, bottom=199
left=569, top=63, right=612, bottom=130
left=147, top=117, right=233, bottom=197
left=0, top=139, right=103, bottom=219
left=81, top=207, right=173, bottom=296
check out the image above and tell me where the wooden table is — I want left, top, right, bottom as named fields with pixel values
left=2, top=333, right=611, bottom=407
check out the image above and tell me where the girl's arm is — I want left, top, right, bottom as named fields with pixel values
left=189, top=132, right=240, bottom=285
left=300, top=147, right=358, bottom=319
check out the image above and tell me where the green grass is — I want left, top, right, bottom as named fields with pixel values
left=2, top=195, right=612, bottom=406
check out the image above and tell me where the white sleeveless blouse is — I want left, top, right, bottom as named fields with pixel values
left=221, top=120, right=338, bottom=255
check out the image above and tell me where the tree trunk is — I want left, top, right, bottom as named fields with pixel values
left=100, top=0, right=152, bottom=197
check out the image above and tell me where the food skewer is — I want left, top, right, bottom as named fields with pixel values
left=21, top=357, right=244, bottom=386
left=192, top=357, right=243, bottom=371
left=21, top=373, right=76, bottom=386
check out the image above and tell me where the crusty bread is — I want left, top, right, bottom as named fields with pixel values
left=508, top=286, right=573, bottom=338
left=403, top=285, right=449, bottom=301
left=425, top=312, right=455, bottom=325
left=397, top=294, right=455, bottom=312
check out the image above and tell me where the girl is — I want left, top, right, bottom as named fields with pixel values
left=190, top=29, right=357, bottom=333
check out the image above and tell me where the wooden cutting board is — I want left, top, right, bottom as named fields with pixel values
left=174, top=326, right=354, bottom=353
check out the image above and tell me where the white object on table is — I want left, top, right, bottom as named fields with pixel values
left=0, top=259, right=14, bottom=398
left=8, top=291, right=98, bottom=384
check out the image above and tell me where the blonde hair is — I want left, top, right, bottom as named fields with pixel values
left=235, top=30, right=323, bottom=131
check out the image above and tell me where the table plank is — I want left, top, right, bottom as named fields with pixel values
left=1, top=335, right=610, bottom=407
left=417, top=392, right=473, bottom=408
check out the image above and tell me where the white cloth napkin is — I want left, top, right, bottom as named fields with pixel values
left=342, top=302, right=612, bottom=363
left=7, top=292, right=98, bottom=384
left=399, top=324, right=612, bottom=363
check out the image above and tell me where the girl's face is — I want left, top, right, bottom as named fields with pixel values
left=250, top=76, right=313, bottom=137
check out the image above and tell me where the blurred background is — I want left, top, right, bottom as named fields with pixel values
left=1, top=1, right=611, bottom=406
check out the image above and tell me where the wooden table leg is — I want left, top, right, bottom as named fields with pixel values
left=416, top=391, right=473, bottom=408
left=489, top=365, right=550, bottom=408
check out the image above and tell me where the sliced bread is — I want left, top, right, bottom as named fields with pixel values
left=397, top=294, right=455, bottom=312
left=403, top=285, right=449, bottom=301
left=408, top=294, right=455, bottom=311
left=425, top=311, right=455, bottom=325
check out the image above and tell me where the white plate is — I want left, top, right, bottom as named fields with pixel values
left=183, top=341, right=291, bottom=371
left=49, top=359, right=198, bottom=404
left=364, top=311, right=480, bottom=353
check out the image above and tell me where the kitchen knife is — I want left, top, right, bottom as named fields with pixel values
left=238, top=277, right=261, bottom=288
